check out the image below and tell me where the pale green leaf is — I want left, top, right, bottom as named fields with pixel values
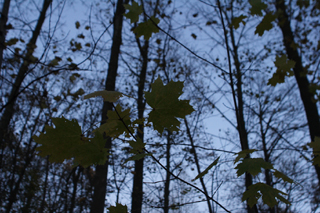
left=307, top=136, right=320, bottom=166
left=192, top=157, right=219, bottom=181
left=84, top=90, right=123, bottom=102
left=95, top=104, right=133, bottom=138
left=242, top=183, right=290, bottom=208
left=273, top=170, right=294, bottom=183
left=235, top=158, right=273, bottom=176
left=124, top=153, right=152, bottom=164
left=234, top=149, right=257, bottom=163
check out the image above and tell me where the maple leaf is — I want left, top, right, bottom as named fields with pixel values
left=234, top=149, right=257, bottom=163
left=124, top=1, right=143, bottom=23
left=268, top=55, right=295, bottom=86
left=33, top=117, right=108, bottom=168
left=255, top=13, right=277, bottom=36
left=95, top=104, right=133, bottom=138
left=242, top=183, right=290, bottom=208
left=235, top=158, right=273, bottom=176
left=249, top=0, right=267, bottom=16
left=231, top=15, right=247, bottom=29
left=145, top=78, right=194, bottom=134
left=134, top=16, right=160, bottom=40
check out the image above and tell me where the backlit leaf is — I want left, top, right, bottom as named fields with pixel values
left=107, top=203, right=128, bottom=213
left=33, top=117, right=108, bottom=168
left=273, top=170, right=294, bottom=183
left=234, top=149, right=257, bottom=163
left=235, top=158, right=273, bottom=176
left=95, top=104, right=133, bottom=138
left=249, top=0, right=267, bottom=16
left=134, top=16, right=160, bottom=40
left=84, top=90, right=123, bottom=102
left=255, top=13, right=277, bottom=36
left=192, top=157, right=219, bottom=181
left=242, top=183, right=290, bottom=208
left=268, top=55, right=295, bottom=86
left=307, top=136, right=320, bottom=166
left=145, top=78, right=194, bottom=134
left=124, top=1, right=143, bottom=23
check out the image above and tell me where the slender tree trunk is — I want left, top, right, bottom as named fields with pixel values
left=70, top=167, right=82, bottom=213
left=39, top=157, right=50, bottom=213
left=0, top=0, right=11, bottom=70
left=0, top=0, right=52, bottom=147
left=275, top=0, right=320, bottom=183
left=131, top=38, right=149, bottom=213
left=259, top=112, right=275, bottom=213
left=164, top=130, right=171, bottom=213
left=185, top=118, right=213, bottom=213
left=90, top=0, right=127, bottom=212
left=217, top=1, right=258, bottom=212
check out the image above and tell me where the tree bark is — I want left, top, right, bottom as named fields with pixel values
left=0, top=0, right=11, bottom=70
left=90, top=0, right=127, bottom=212
left=275, top=0, right=320, bottom=183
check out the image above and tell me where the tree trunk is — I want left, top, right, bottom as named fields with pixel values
left=90, top=0, right=127, bottom=212
left=0, top=0, right=11, bottom=70
left=131, top=38, right=149, bottom=213
left=217, top=0, right=258, bottom=211
left=275, top=0, right=320, bottom=183
left=164, top=130, right=171, bottom=213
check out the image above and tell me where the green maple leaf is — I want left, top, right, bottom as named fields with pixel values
left=242, top=183, right=290, bottom=208
left=255, top=13, right=277, bottom=36
left=134, top=16, right=160, bottom=40
left=33, top=117, right=108, bottom=168
left=234, top=149, right=257, bottom=163
left=96, top=104, right=133, bottom=138
left=107, top=203, right=128, bottom=213
left=268, top=55, right=295, bottom=86
left=231, top=15, right=247, bottom=29
left=84, top=90, right=123, bottom=102
left=145, top=78, right=194, bottom=134
left=308, top=136, right=320, bottom=166
left=235, top=158, right=273, bottom=176
left=249, top=0, right=267, bottom=16
left=124, top=1, right=143, bottom=23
